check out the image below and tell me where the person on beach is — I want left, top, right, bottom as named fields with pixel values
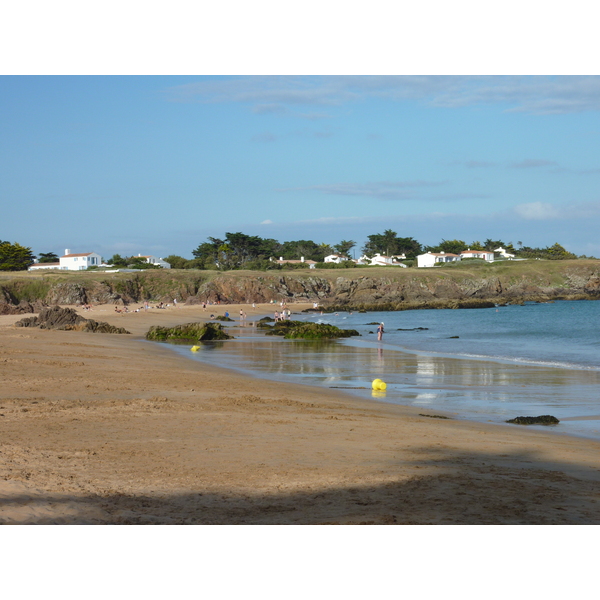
left=377, top=322, right=384, bottom=341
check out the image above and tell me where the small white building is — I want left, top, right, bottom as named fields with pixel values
left=460, top=249, right=495, bottom=262
left=417, top=252, right=462, bottom=268
left=136, top=254, right=171, bottom=269
left=59, top=249, right=103, bottom=271
left=495, top=247, right=515, bottom=259
left=367, top=253, right=407, bottom=267
left=28, top=262, right=61, bottom=271
left=324, top=254, right=348, bottom=264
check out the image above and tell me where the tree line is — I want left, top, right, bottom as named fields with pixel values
left=0, top=233, right=586, bottom=272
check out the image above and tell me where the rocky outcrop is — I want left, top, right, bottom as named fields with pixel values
left=0, top=299, right=46, bottom=315
left=506, top=415, right=560, bottom=425
left=14, top=306, right=130, bottom=334
left=2, top=262, right=600, bottom=312
left=145, top=322, right=231, bottom=342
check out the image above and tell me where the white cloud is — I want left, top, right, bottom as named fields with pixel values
left=513, top=202, right=561, bottom=220
left=260, top=219, right=273, bottom=225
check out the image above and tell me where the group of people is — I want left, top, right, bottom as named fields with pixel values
left=274, top=309, right=291, bottom=322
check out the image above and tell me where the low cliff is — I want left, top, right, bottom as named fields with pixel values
left=1, top=260, right=600, bottom=313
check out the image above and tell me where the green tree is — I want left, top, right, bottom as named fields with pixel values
left=107, top=254, right=127, bottom=267
left=545, top=243, right=577, bottom=260
left=163, top=255, right=188, bottom=269
left=362, top=229, right=398, bottom=256
left=279, top=239, right=325, bottom=261
left=0, top=241, right=36, bottom=271
left=435, top=239, right=468, bottom=255
left=483, top=238, right=506, bottom=251
left=192, top=237, right=223, bottom=267
left=38, top=251, right=59, bottom=263
left=394, top=237, right=422, bottom=258
left=333, top=240, right=356, bottom=257
left=362, top=230, right=422, bottom=258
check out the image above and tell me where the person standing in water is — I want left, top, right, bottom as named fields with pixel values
left=377, top=322, right=384, bottom=341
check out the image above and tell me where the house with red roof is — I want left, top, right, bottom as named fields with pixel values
left=460, top=249, right=495, bottom=262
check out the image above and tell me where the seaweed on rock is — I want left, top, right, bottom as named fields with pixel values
left=264, top=320, right=360, bottom=339
left=146, top=322, right=232, bottom=342
left=506, top=415, right=560, bottom=425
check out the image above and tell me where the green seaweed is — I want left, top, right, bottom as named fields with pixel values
left=145, top=322, right=232, bottom=342
left=264, top=320, right=359, bottom=339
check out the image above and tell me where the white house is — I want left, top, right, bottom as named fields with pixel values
left=324, top=254, right=348, bottom=264
left=58, top=249, right=103, bottom=271
left=271, top=256, right=317, bottom=269
left=417, top=252, right=462, bottom=268
left=136, top=254, right=171, bottom=269
left=495, top=247, right=515, bottom=259
left=366, top=253, right=407, bottom=267
left=460, top=249, right=495, bottom=262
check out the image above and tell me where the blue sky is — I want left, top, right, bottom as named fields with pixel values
left=3, top=75, right=600, bottom=260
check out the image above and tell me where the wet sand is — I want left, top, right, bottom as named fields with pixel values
left=1, top=302, right=600, bottom=524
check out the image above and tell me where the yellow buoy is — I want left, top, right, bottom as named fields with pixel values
left=377, top=381, right=387, bottom=390
left=372, top=378, right=382, bottom=390
left=191, top=345, right=200, bottom=352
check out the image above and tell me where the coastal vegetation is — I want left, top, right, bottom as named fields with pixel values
left=0, top=241, right=36, bottom=271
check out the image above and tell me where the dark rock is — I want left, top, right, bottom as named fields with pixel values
left=264, top=320, right=360, bottom=340
left=397, top=327, right=428, bottom=331
left=0, top=300, right=47, bottom=315
left=419, top=414, right=450, bottom=419
left=14, top=306, right=130, bottom=334
left=146, top=322, right=231, bottom=342
left=506, top=415, right=560, bottom=425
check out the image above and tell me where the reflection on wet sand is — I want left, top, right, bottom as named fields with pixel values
left=168, top=332, right=600, bottom=438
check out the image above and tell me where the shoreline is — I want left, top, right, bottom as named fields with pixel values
left=162, top=317, right=600, bottom=442
left=2, top=302, right=600, bottom=524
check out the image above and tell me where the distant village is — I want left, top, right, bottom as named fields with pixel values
left=27, top=246, right=519, bottom=272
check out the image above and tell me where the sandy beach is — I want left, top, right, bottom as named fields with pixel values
left=1, top=301, right=600, bottom=524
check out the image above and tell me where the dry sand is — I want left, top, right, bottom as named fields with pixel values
left=1, top=301, right=600, bottom=524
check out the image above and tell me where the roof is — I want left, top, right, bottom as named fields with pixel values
left=461, top=250, right=492, bottom=254
left=61, top=252, right=95, bottom=258
left=426, top=252, right=460, bottom=257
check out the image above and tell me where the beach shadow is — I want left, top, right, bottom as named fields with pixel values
left=2, top=445, right=599, bottom=524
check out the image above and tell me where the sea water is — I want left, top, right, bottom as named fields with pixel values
left=168, top=300, right=600, bottom=440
